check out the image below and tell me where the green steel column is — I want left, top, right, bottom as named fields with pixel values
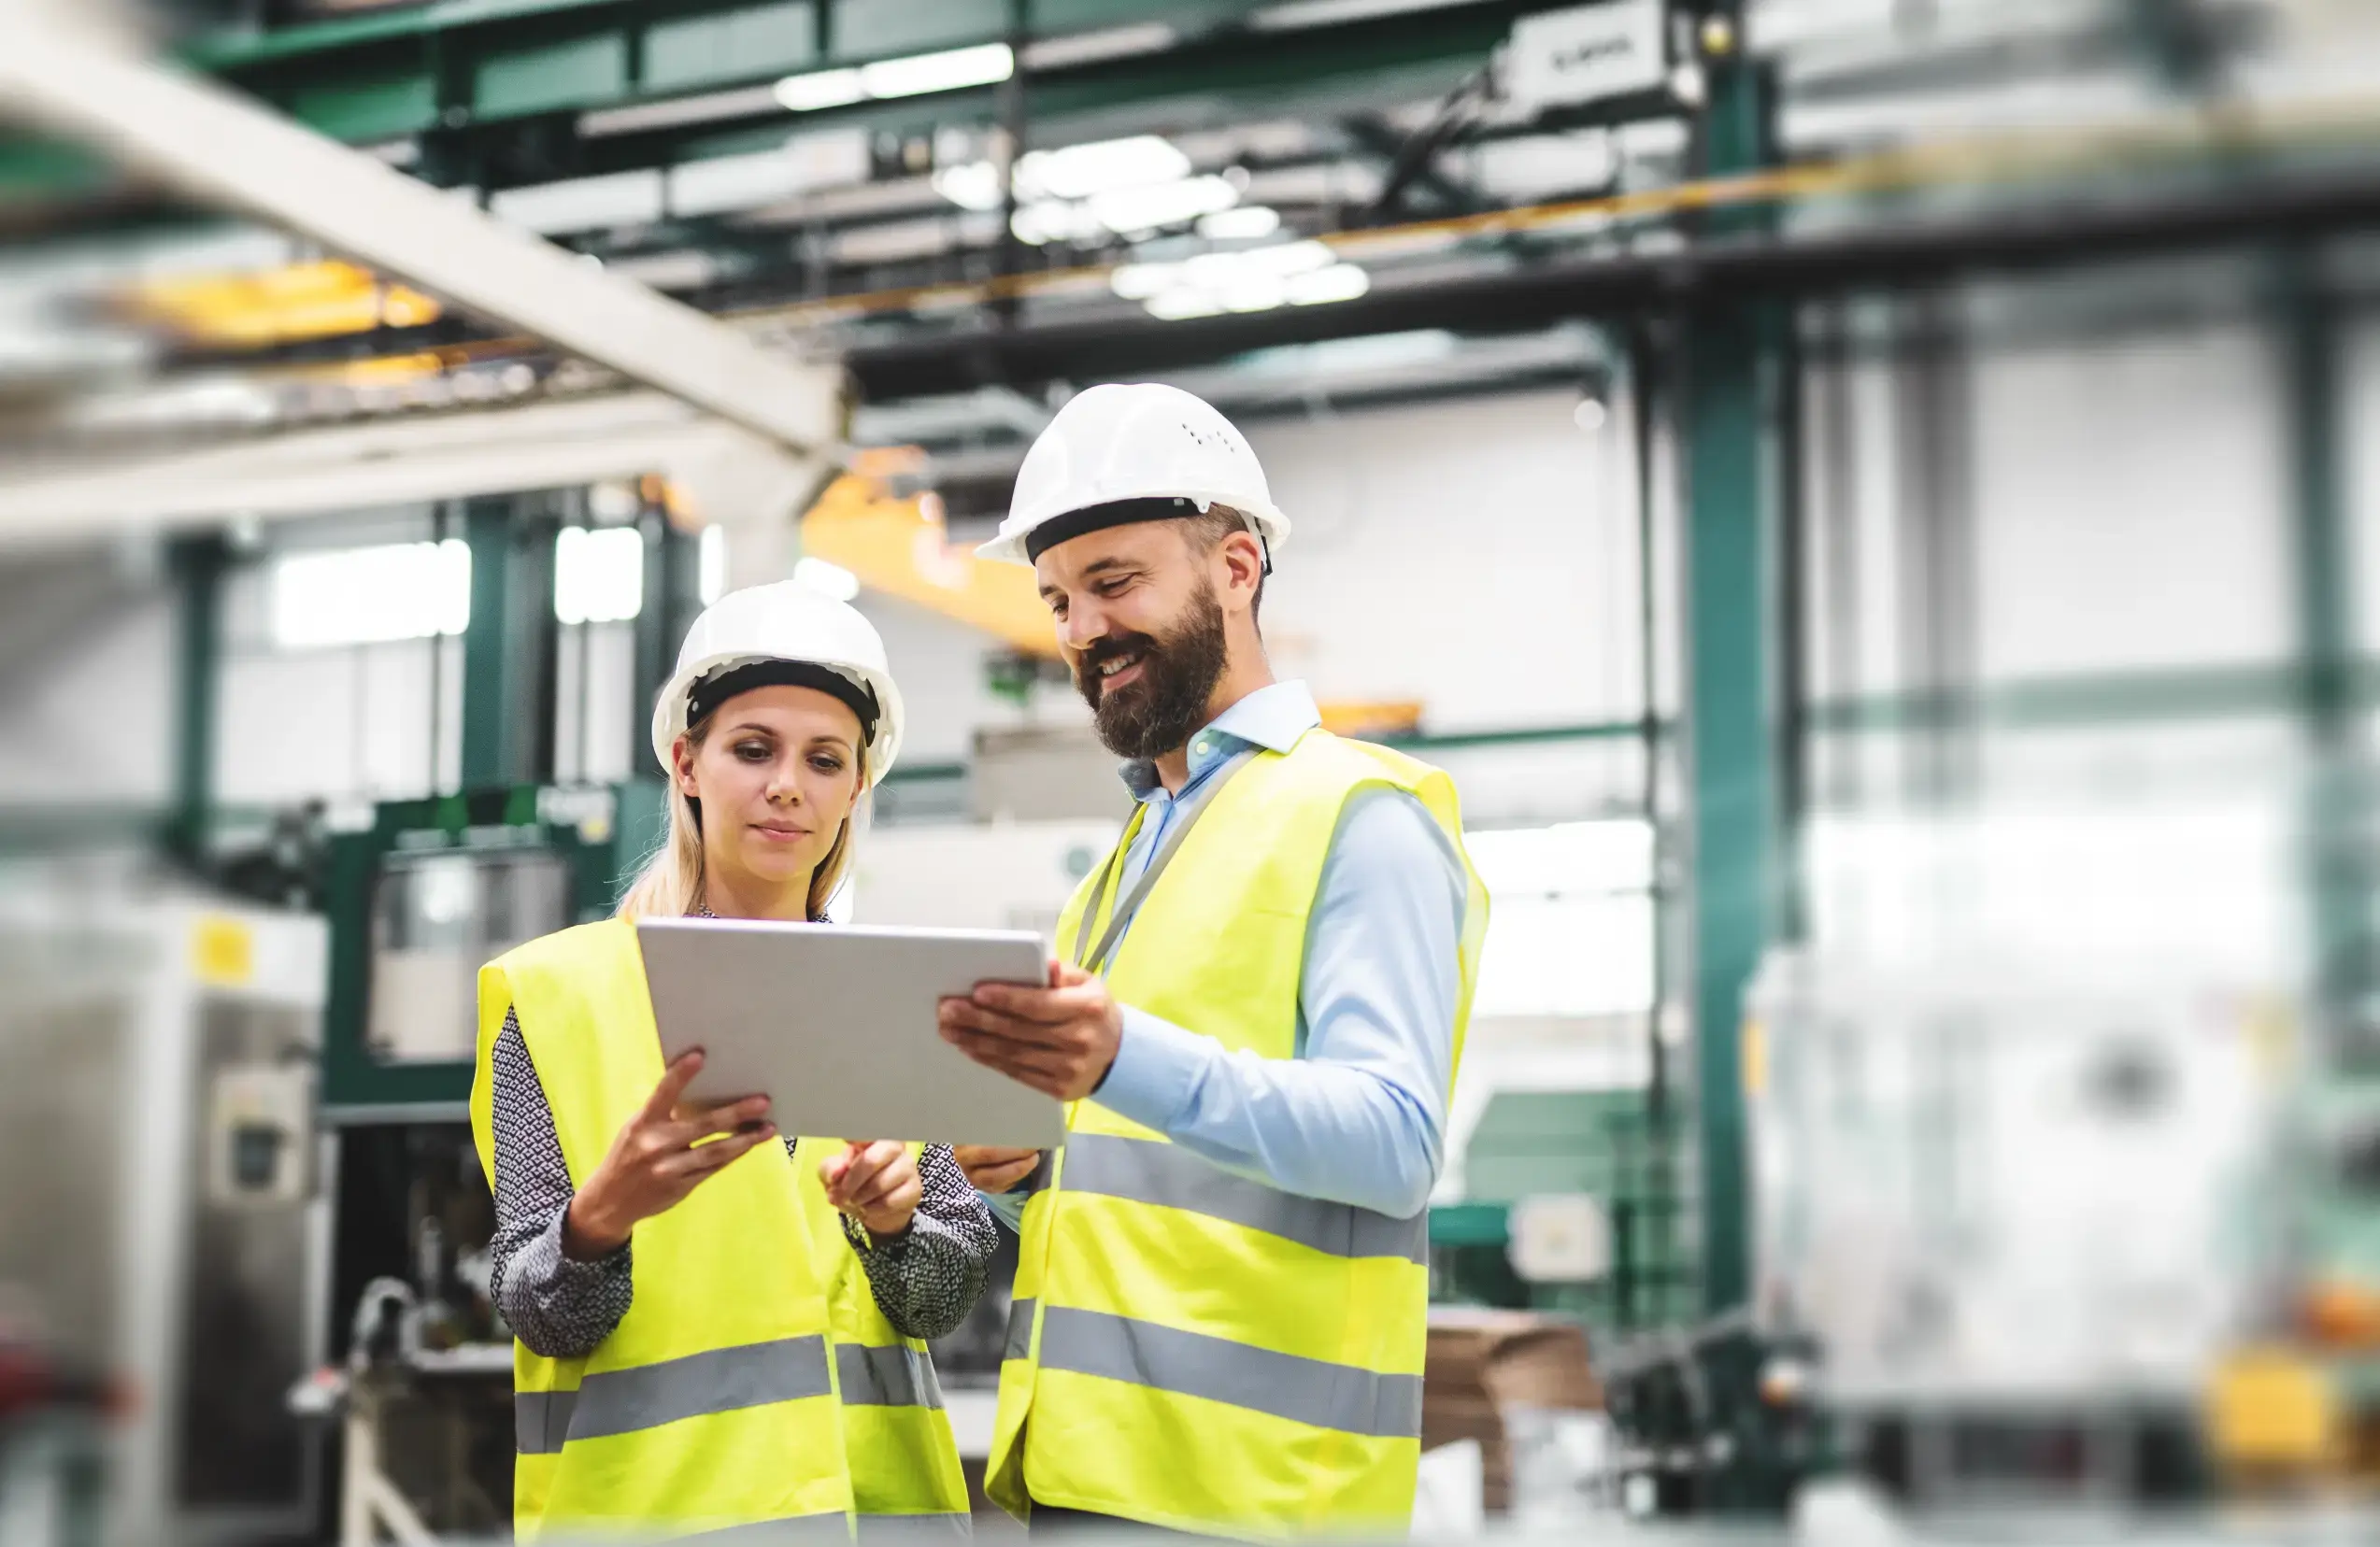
left=1681, top=14, right=1777, bottom=1317
left=460, top=496, right=562, bottom=790
left=167, top=533, right=228, bottom=861
left=629, top=506, right=704, bottom=773
left=2279, top=250, right=2363, bottom=1017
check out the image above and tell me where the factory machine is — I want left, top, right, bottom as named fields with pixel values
left=1739, top=950, right=2284, bottom=1508
left=299, top=780, right=666, bottom=1541
left=0, top=868, right=329, bottom=1547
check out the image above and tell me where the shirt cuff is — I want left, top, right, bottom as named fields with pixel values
left=531, top=1203, right=632, bottom=1290
left=839, top=1211, right=915, bottom=1257
left=1093, top=1006, right=1210, bottom=1136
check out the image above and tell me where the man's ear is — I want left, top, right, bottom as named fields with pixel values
left=1219, top=529, right=1265, bottom=604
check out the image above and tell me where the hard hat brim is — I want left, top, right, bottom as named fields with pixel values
left=979, top=495, right=1290, bottom=567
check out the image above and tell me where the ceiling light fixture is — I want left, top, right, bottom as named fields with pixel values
left=1018, top=135, right=1190, bottom=201
left=860, top=42, right=1015, bottom=99
left=1198, top=205, right=1282, bottom=240
left=1090, top=175, right=1241, bottom=237
left=772, top=67, right=866, bottom=112
left=1146, top=288, right=1227, bottom=321
left=1125, top=241, right=1368, bottom=320
left=931, top=160, right=1005, bottom=211
left=1286, top=263, right=1370, bottom=305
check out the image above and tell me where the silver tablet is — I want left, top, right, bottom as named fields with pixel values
left=636, top=915, right=1065, bottom=1149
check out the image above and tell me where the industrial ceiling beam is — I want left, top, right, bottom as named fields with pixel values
left=844, top=159, right=2380, bottom=395
left=0, top=11, right=843, bottom=459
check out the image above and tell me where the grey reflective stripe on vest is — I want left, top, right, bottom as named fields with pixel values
left=836, top=1342, right=944, bottom=1409
left=514, top=1336, right=833, bottom=1455
left=1061, top=1132, right=1429, bottom=1265
left=516, top=1389, right=577, bottom=1455
left=855, top=1512, right=973, bottom=1540
left=1002, top=1298, right=1036, bottom=1362
left=1037, top=1306, right=1423, bottom=1441
left=677, top=1512, right=854, bottom=1542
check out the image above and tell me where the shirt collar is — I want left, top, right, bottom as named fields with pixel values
left=1119, top=681, right=1321, bottom=801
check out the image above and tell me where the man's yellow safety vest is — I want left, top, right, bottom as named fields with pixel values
left=985, top=728, right=1487, bottom=1538
left=471, top=919, right=969, bottom=1540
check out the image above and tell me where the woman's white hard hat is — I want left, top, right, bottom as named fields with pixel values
left=649, top=580, right=905, bottom=784
left=977, top=382, right=1291, bottom=566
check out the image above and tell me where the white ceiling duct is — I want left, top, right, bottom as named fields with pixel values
left=0, top=392, right=764, bottom=549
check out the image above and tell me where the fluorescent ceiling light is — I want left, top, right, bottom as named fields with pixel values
left=861, top=42, right=1014, bottom=99
left=1126, top=241, right=1359, bottom=318
left=795, top=556, right=862, bottom=602
left=774, top=67, right=866, bottom=112
left=1221, top=275, right=1288, bottom=313
left=1109, top=261, right=1178, bottom=301
left=1249, top=0, right=1467, bottom=29
left=1197, top=239, right=1333, bottom=280
left=1287, top=263, right=1370, bottom=305
left=1020, top=23, right=1176, bottom=69
left=932, top=160, right=1005, bottom=211
left=1018, top=135, right=1190, bottom=201
left=1147, top=288, right=1226, bottom=321
left=1198, top=206, right=1281, bottom=240
left=1012, top=199, right=1104, bottom=246
left=1090, top=175, right=1239, bottom=236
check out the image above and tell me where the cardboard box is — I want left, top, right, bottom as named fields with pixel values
left=1422, top=1310, right=1600, bottom=1514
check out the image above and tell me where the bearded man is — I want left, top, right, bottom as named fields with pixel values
left=935, top=384, right=1490, bottom=1540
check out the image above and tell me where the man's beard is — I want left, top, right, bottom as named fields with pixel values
left=1073, top=583, right=1230, bottom=760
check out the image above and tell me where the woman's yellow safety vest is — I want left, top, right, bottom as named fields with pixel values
left=791, top=1138, right=973, bottom=1539
left=470, top=919, right=968, bottom=1540
left=986, top=729, right=1487, bottom=1538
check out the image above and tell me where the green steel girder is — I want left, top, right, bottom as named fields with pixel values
left=2277, top=248, right=2369, bottom=1029
left=178, top=0, right=1541, bottom=182
left=1679, top=24, right=1777, bottom=1323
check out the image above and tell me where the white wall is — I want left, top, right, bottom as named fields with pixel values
left=1248, top=388, right=1645, bottom=733
left=1795, top=272, right=2330, bottom=986
left=856, top=592, right=1089, bottom=768
left=0, top=554, right=175, bottom=811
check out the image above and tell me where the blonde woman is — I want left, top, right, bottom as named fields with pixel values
left=470, top=580, right=990, bottom=1539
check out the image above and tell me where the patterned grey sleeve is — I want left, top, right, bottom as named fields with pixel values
left=838, top=1143, right=999, bottom=1341
left=487, top=1009, right=636, bottom=1360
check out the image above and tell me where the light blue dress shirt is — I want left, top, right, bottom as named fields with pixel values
left=984, top=681, right=1464, bottom=1228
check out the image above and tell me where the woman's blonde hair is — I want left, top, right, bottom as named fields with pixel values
left=615, top=708, right=870, bottom=924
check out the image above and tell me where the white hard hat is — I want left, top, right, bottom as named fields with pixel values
left=649, top=580, right=905, bottom=784
left=977, top=383, right=1290, bottom=566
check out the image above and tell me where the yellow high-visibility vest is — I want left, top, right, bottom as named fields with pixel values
left=471, top=919, right=864, bottom=1540
left=791, top=1138, right=974, bottom=1538
left=985, top=728, right=1487, bottom=1538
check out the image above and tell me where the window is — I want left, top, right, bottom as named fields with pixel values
left=270, top=539, right=470, bottom=648
left=554, top=525, right=645, bottom=624
left=1467, top=819, right=1656, bottom=1018
left=699, top=524, right=727, bottom=604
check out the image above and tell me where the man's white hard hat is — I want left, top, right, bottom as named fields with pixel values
left=977, top=382, right=1291, bottom=567
left=649, top=580, right=904, bottom=783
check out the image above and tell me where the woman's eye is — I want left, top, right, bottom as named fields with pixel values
left=734, top=742, right=771, bottom=761
left=809, top=756, right=846, bottom=774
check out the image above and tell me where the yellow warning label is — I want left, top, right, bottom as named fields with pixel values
left=192, top=915, right=254, bottom=988
left=1741, top=1017, right=1767, bottom=1099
